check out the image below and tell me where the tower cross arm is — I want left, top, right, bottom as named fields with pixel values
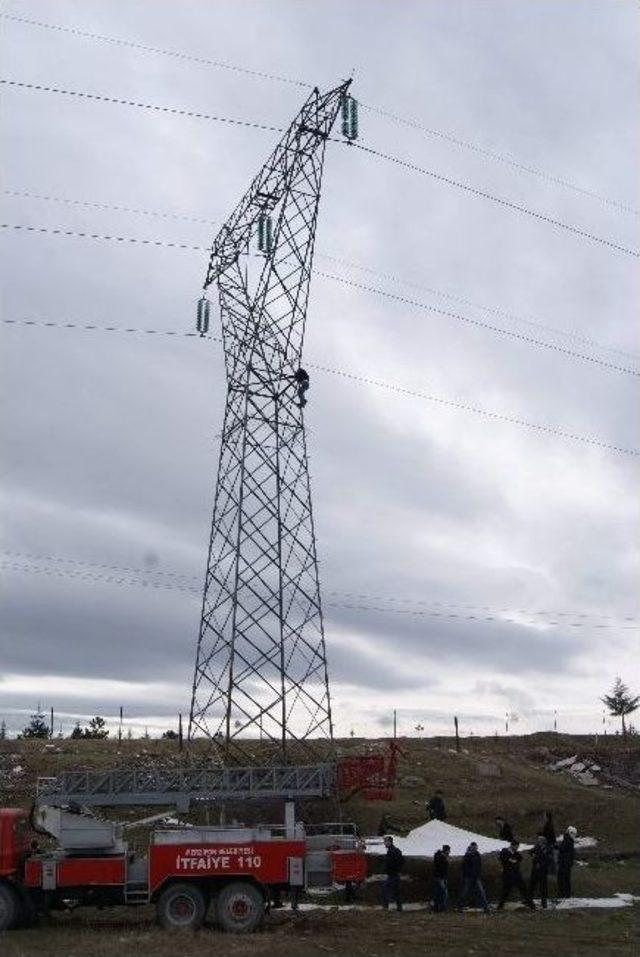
left=204, top=79, right=351, bottom=287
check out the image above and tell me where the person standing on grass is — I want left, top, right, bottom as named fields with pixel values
left=426, top=789, right=447, bottom=821
left=432, top=844, right=451, bottom=912
left=495, top=817, right=515, bottom=843
left=557, top=826, right=577, bottom=898
left=542, top=811, right=556, bottom=847
left=381, top=835, right=404, bottom=912
left=497, top=840, right=534, bottom=910
left=528, top=835, right=554, bottom=909
left=458, top=842, right=489, bottom=913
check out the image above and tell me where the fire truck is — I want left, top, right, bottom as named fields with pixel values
left=0, top=763, right=368, bottom=934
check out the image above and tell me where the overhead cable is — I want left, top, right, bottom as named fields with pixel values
left=2, top=78, right=637, bottom=258
left=358, top=102, right=639, bottom=217
left=5, top=186, right=636, bottom=364
left=5, top=549, right=635, bottom=623
left=0, top=14, right=311, bottom=88
left=3, top=221, right=637, bottom=376
left=317, top=270, right=640, bottom=377
left=349, top=142, right=640, bottom=260
left=3, top=316, right=639, bottom=457
left=0, top=78, right=285, bottom=134
left=3, top=12, right=634, bottom=217
left=3, top=559, right=636, bottom=631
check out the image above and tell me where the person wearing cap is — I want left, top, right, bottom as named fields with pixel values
left=498, top=840, right=534, bottom=910
left=557, top=826, right=577, bottom=898
left=432, top=844, right=451, bottom=912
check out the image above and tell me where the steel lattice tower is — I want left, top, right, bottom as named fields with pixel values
left=189, top=80, right=352, bottom=762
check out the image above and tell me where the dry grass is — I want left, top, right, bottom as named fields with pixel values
left=2, top=907, right=639, bottom=957
left=1, top=733, right=638, bottom=955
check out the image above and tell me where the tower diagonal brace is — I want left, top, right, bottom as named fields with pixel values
left=189, top=80, right=351, bottom=764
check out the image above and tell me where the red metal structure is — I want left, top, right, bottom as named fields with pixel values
left=337, top=741, right=404, bottom=801
left=0, top=807, right=366, bottom=933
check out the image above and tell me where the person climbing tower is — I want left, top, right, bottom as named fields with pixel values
left=294, top=367, right=310, bottom=407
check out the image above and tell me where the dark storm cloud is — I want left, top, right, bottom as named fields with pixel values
left=1, top=0, right=638, bottom=731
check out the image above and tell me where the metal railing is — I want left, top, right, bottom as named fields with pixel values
left=36, top=763, right=336, bottom=810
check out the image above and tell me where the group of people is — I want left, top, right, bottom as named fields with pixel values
left=381, top=807, right=578, bottom=913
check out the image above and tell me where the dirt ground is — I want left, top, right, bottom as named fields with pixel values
left=2, top=906, right=639, bottom=957
left=1, top=733, right=638, bottom=954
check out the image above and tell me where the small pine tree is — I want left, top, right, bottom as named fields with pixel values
left=162, top=729, right=178, bottom=739
left=601, top=677, right=640, bottom=737
left=84, top=716, right=109, bottom=739
left=21, top=709, right=50, bottom=739
left=0, top=720, right=7, bottom=740
left=70, top=721, right=83, bottom=739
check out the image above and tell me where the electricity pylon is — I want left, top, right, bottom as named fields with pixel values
left=189, top=80, right=355, bottom=763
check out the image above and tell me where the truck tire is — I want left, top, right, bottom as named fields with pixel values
left=156, top=882, right=206, bottom=930
left=0, top=882, right=20, bottom=931
left=216, top=882, right=264, bottom=934
left=16, top=886, right=38, bottom=928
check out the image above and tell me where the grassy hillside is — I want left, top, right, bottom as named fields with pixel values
left=1, top=733, right=638, bottom=956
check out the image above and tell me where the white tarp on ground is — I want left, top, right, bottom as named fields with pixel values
left=365, top=820, right=531, bottom=859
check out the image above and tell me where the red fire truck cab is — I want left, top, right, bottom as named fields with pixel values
left=0, top=807, right=367, bottom=933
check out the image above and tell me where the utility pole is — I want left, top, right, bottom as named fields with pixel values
left=454, top=716, right=460, bottom=752
left=189, top=81, right=356, bottom=764
left=118, top=706, right=123, bottom=743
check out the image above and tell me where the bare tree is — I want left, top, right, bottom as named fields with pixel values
left=601, top=677, right=640, bottom=737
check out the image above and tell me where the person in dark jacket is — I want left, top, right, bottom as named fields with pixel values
left=294, top=367, right=310, bottom=407
left=426, top=790, right=447, bottom=821
left=529, top=835, right=554, bottom=908
left=495, top=817, right=515, bottom=843
left=381, top=835, right=404, bottom=912
left=458, top=842, right=489, bottom=912
left=432, top=844, right=451, bottom=912
left=497, top=840, right=534, bottom=909
left=542, top=811, right=556, bottom=847
left=557, top=826, right=577, bottom=898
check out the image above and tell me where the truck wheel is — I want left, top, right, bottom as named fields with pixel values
left=17, top=887, right=38, bottom=928
left=156, top=882, right=206, bottom=930
left=216, top=882, right=264, bottom=934
left=0, top=882, right=20, bottom=931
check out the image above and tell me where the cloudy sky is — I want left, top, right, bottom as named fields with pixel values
left=1, top=0, right=638, bottom=739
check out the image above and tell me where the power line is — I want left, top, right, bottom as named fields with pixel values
left=0, top=14, right=311, bottom=88
left=4, top=220, right=637, bottom=376
left=310, top=362, right=640, bottom=457
left=5, top=186, right=636, bottom=365
left=3, top=77, right=638, bottom=259
left=3, top=557, right=636, bottom=631
left=0, top=79, right=285, bottom=134
left=5, top=549, right=634, bottom=622
left=358, top=102, right=639, bottom=218
left=4, top=11, right=634, bottom=218
left=3, top=316, right=639, bottom=457
left=316, top=270, right=640, bottom=377
left=2, top=188, right=217, bottom=226
left=317, top=251, right=640, bottom=365
left=351, top=142, right=640, bottom=260
left=0, top=221, right=207, bottom=252
left=1, top=317, right=220, bottom=340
